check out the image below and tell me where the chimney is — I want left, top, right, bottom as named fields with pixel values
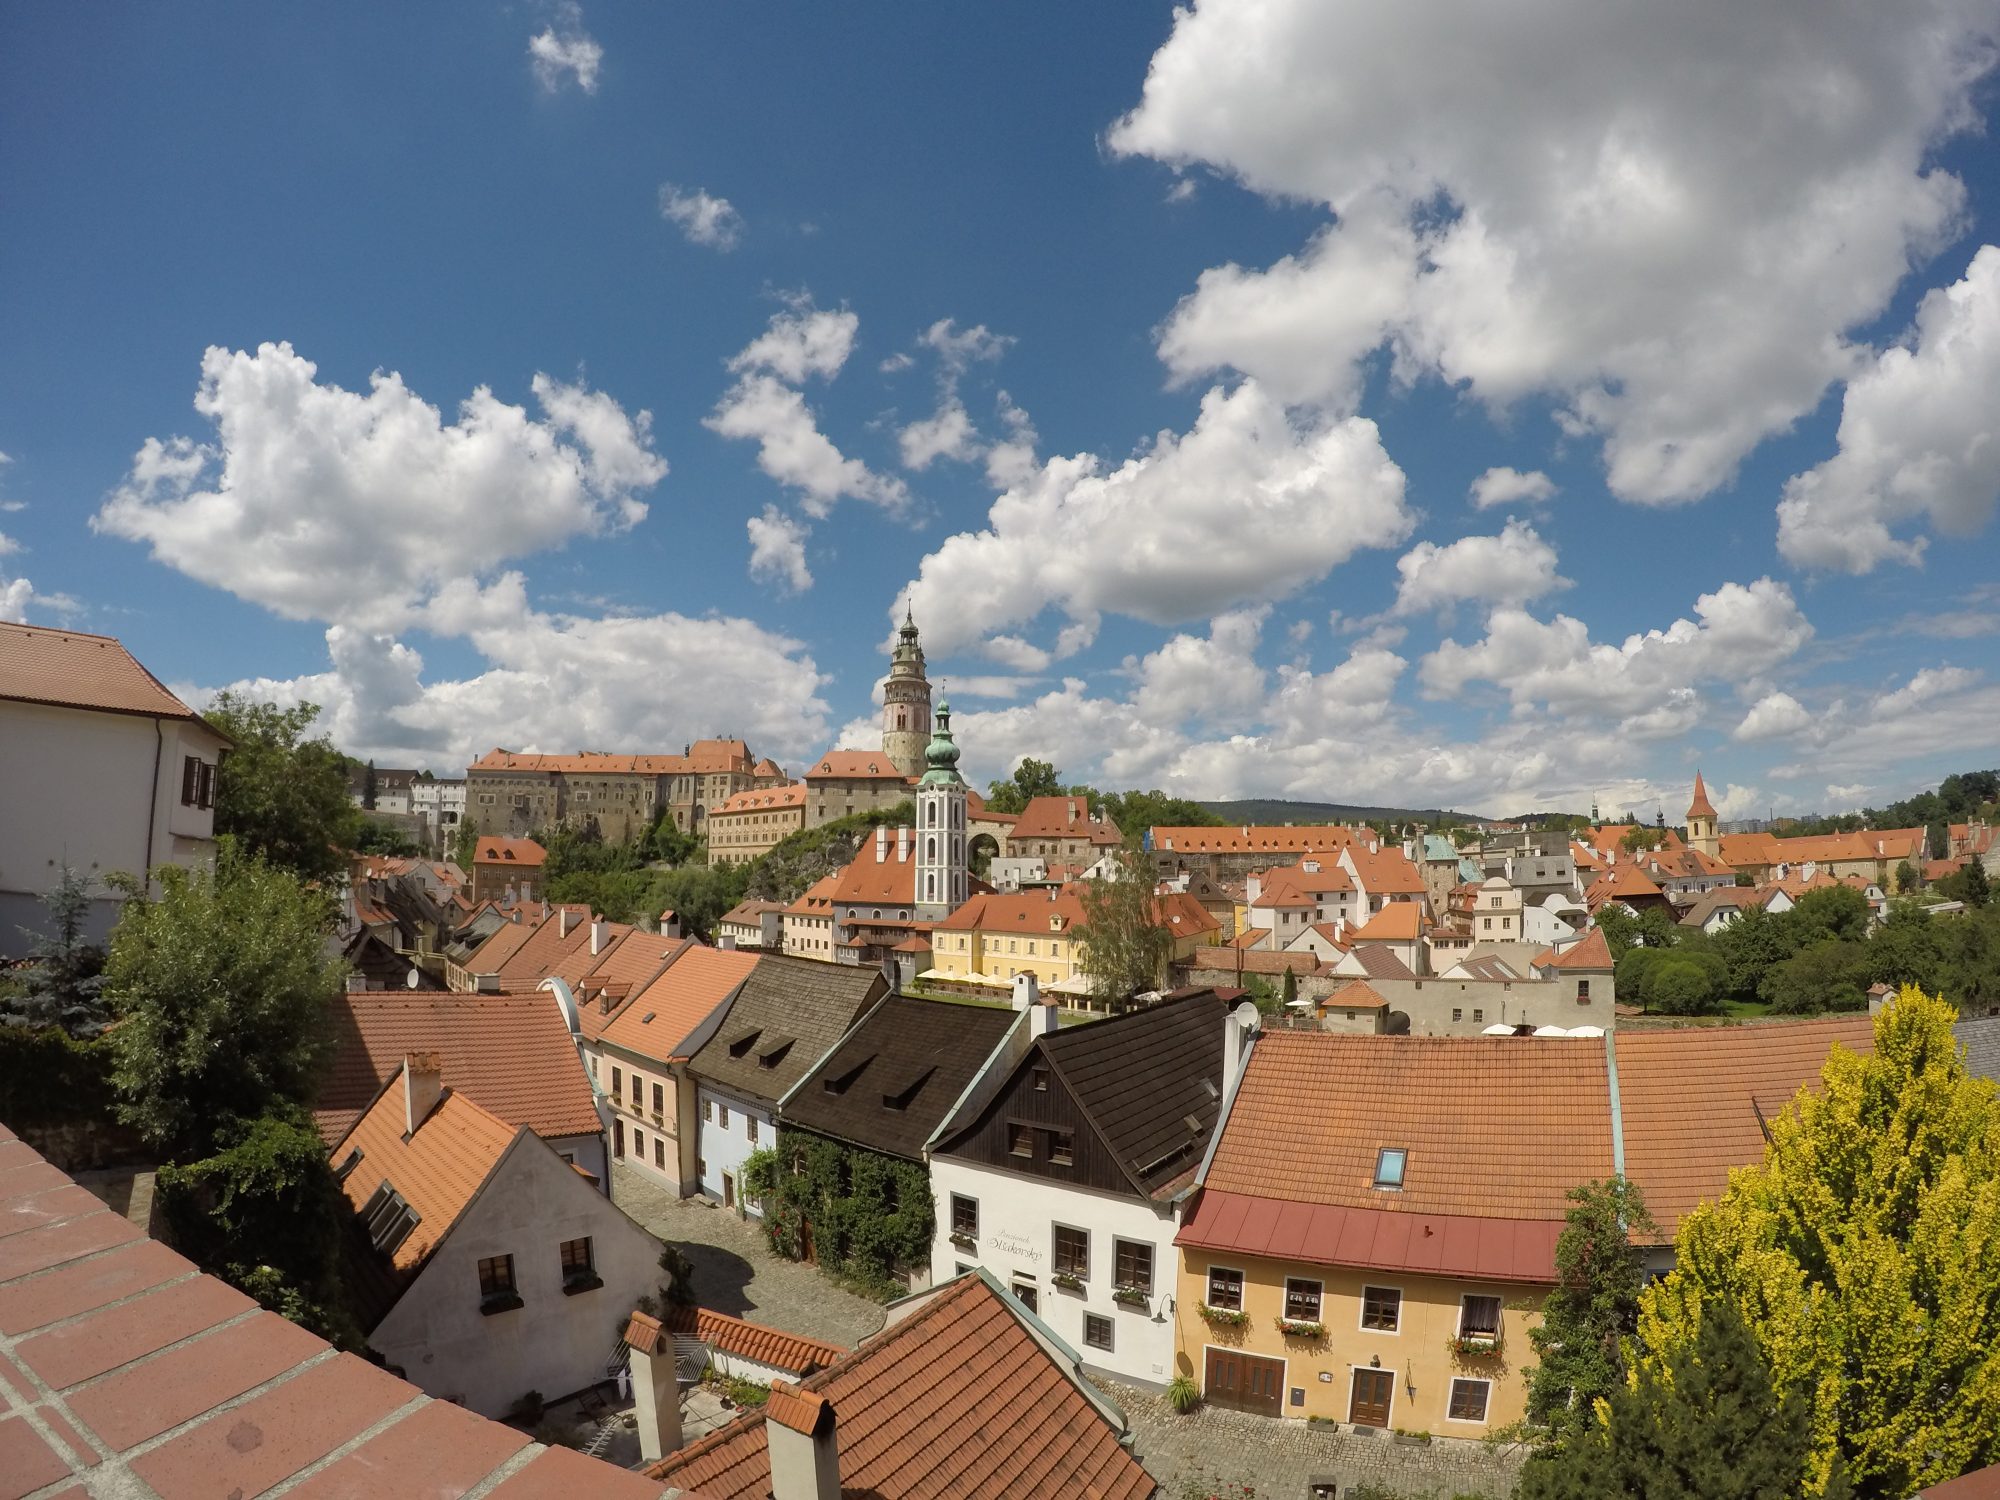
left=559, top=907, right=576, bottom=939
left=591, top=917, right=609, bottom=955
left=1223, top=1001, right=1260, bottom=1088
left=1012, top=972, right=1040, bottom=1011
left=1068, top=802, right=1077, bottom=825
left=403, top=1052, right=444, bottom=1134
left=660, top=910, right=681, bottom=938
left=897, top=826, right=910, bottom=862
left=765, top=1383, right=840, bottom=1500
left=625, top=1312, right=684, bottom=1463
left=1032, top=1000, right=1060, bottom=1037
left=876, top=826, right=889, bottom=861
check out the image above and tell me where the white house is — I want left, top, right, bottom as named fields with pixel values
left=0, top=620, right=232, bottom=950
left=925, top=987, right=1246, bottom=1390
left=332, top=1054, right=666, bottom=1417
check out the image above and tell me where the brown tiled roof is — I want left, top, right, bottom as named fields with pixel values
left=1345, top=945, right=1417, bottom=981
left=470, top=741, right=753, bottom=776
left=1536, top=927, right=1613, bottom=971
left=1150, top=824, right=1359, bottom=855
left=461, top=911, right=544, bottom=974
left=1686, top=771, right=1717, bottom=820
left=0, top=620, right=213, bottom=724
left=1718, top=826, right=1925, bottom=868
left=573, top=932, right=698, bottom=1040
left=936, top=887, right=1088, bottom=936
left=0, top=1127, right=668, bottom=1500
left=784, top=872, right=840, bottom=916
left=829, top=838, right=920, bottom=906
left=686, top=954, right=886, bottom=1107
left=1351, top=903, right=1423, bottom=941
left=1615, top=1015, right=1875, bottom=1239
left=1342, top=843, right=1426, bottom=895
left=805, top=749, right=910, bottom=780
left=1321, top=979, right=1390, bottom=1010
left=1230, top=926, right=1272, bottom=948
left=492, top=906, right=594, bottom=985
left=784, top=995, right=1016, bottom=1161
left=1010, top=795, right=1122, bottom=843
left=474, top=836, right=547, bottom=868
left=1190, top=946, right=1324, bottom=976
left=1677, top=886, right=1763, bottom=926
left=718, top=899, right=788, bottom=925
left=1586, top=863, right=1666, bottom=910
left=660, top=1306, right=845, bottom=1376
left=332, top=1081, right=519, bottom=1280
left=601, top=945, right=759, bottom=1064
left=647, top=1273, right=1154, bottom=1499
left=714, top=783, right=806, bottom=815
left=315, top=993, right=602, bottom=1145
left=1206, top=1031, right=1615, bottom=1220
left=1921, top=1461, right=2000, bottom=1499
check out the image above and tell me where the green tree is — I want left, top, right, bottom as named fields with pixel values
left=1894, top=859, right=1919, bottom=896
left=1280, top=967, right=1298, bottom=1008
left=1620, top=825, right=1661, bottom=855
left=1963, top=856, right=1992, bottom=909
left=1525, top=1177, right=1658, bottom=1453
left=353, top=820, right=420, bottom=856
left=3, top=867, right=109, bottom=1037
left=983, top=757, right=1065, bottom=815
left=449, top=820, right=479, bottom=872
left=1758, top=940, right=1870, bottom=1014
left=1073, top=842, right=1174, bottom=1009
left=1789, top=885, right=1871, bottom=945
left=1520, top=1301, right=1834, bottom=1500
left=361, top=759, right=378, bottom=811
left=1097, top=789, right=1224, bottom=832
left=104, top=846, right=345, bottom=1157
left=648, top=813, right=702, bottom=867
left=1646, top=959, right=1718, bottom=1016
left=1868, top=901, right=1943, bottom=991
left=1636, top=988, right=2000, bottom=1496
left=202, top=695, right=361, bottom=883
left=1713, top=903, right=1799, bottom=1002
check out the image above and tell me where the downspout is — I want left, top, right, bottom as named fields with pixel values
left=145, top=718, right=165, bottom=884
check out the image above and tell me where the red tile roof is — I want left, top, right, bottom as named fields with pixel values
left=829, top=837, right=921, bottom=906
left=0, top=620, right=214, bottom=724
left=657, top=1305, right=846, bottom=1375
left=600, top=944, right=759, bottom=1064
left=0, top=1127, right=668, bottom=1499
left=804, top=749, right=910, bottom=780
left=1342, top=842, right=1427, bottom=895
left=937, top=887, right=1089, bottom=936
left=474, top=836, right=547, bottom=868
left=1010, top=795, right=1123, bottom=844
left=1686, top=771, right=1717, bottom=820
left=713, top=783, right=806, bottom=815
left=1535, top=927, right=1614, bottom=971
left=1615, top=1015, right=1875, bottom=1239
left=1351, top=903, right=1423, bottom=941
left=315, top=992, right=602, bottom=1145
left=1320, top=979, right=1390, bottom=1011
left=471, top=742, right=754, bottom=776
left=573, top=933, right=697, bottom=1040
left=647, top=1273, right=1154, bottom=1499
left=1150, top=824, right=1359, bottom=855
left=1178, top=1189, right=1565, bottom=1284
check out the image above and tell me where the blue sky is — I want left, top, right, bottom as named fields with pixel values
left=3, top=1, right=1998, bottom=819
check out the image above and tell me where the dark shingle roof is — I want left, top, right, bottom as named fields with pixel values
left=1041, top=989, right=1227, bottom=1198
left=1958, top=1015, right=2000, bottom=1084
left=782, top=996, right=1016, bottom=1161
left=686, top=954, right=887, bottom=1107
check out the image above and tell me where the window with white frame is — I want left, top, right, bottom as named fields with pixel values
left=1206, top=1266, right=1243, bottom=1311
left=1283, top=1277, right=1322, bottom=1321
left=1459, top=1294, right=1502, bottom=1338
left=1448, top=1378, right=1491, bottom=1422
left=1361, top=1285, right=1402, bottom=1332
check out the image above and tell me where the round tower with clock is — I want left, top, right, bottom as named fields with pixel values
left=882, top=605, right=933, bottom=779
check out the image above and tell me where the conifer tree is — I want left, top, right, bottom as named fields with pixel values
left=1525, top=1177, right=1657, bottom=1451
left=2, top=867, right=109, bottom=1037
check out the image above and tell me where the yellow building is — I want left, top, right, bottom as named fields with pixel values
left=705, top=782, right=806, bottom=865
left=926, top=888, right=1091, bottom=998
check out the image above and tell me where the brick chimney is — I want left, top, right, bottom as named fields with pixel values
left=591, top=917, right=609, bottom=955
left=766, top=1382, right=840, bottom=1500
left=403, top=1052, right=444, bottom=1135
left=623, top=1311, right=684, bottom=1463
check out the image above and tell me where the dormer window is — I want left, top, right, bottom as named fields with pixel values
left=1374, top=1147, right=1407, bottom=1190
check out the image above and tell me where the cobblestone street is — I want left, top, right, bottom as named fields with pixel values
left=1106, top=1382, right=1525, bottom=1499
left=610, top=1162, right=888, bottom=1352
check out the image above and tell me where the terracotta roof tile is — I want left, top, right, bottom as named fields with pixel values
left=1321, top=979, right=1390, bottom=1010
left=1150, top=825, right=1359, bottom=855
left=1178, top=1189, right=1565, bottom=1284
left=829, top=838, right=921, bottom=906
left=713, top=783, right=806, bottom=814
left=1341, top=844, right=1426, bottom=895
left=1207, top=1031, right=1615, bottom=1220
left=315, top=992, right=602, bottom=1145
left=1537, top=927, right=1613, bottom=971
left=937, top=887, right=1089, bottom=936
left=1351, top=903, right=1423, bottom=941
left=601, top=945, right=759, bottom=1064
left=331, top=1083, right=519, bottom=1279
left=0, top=621, right=211, bottom=724
left=1010, top=795, right=1122, bottom=843
left=1615, top=1015, right=1874, bottom=1239
left=0, top=1133, right=665, bottom=1497
left=474, top=836, right=547, bottom=867
left=659, top=1305, right=846, bottom=1374
left=1686, top=772, right=1717, bottom=820
left=804, top=749, right=910, bottom=780
left=492, top=907, right=595, bottom=985
left=648, top=1274, right=1153, bottom=1499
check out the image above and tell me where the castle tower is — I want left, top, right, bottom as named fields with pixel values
left=1686, top=771, right=1719, bottom=858
left=914, top=697, right=968, bottom=921
left=882, top=606, right=932, bottom=780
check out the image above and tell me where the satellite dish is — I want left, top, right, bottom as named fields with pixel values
left=406, top=968, right=421, bottom=990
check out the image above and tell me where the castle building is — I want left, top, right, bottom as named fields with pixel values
left=1685, top=771, right=1719, bottom=859
left=882, top=607, right=933, bottom=779
left=915, top=697, right=969, bottom=920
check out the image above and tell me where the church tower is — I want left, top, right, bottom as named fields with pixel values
left=882, top=606, right=932, bottom=780
left=1686, top=771, right=1719, bottom=858
left=915, top=697, right=968, bottom=920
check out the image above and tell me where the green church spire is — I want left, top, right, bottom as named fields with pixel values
left=919, top=697, right=964, bottom=786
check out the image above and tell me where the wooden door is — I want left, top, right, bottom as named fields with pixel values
left=613, top=1119, right=624, bottom=1159
left=723, top=1172, right=735, bottom=1209
left=1349, top=1368, right=1394, bottom=1427
left=1204, top=1348, right=1285, bottom=1417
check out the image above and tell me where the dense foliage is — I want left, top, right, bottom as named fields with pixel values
left=1520, top=1300, right=1839, bottom=1500
left=1636, top=989, right=2000, bottom=1495
left=1, top=867, right=109, bottom=1036
left=1074, top=842, right=1175, bottom=1007
left=202, top=695, right=362, bottom=883
left=979, top=757, right=1224, bottom=832
left=154, top=1106, right=360, bottom=1346
left=0, top=1026, right=117, bottom=1127
left=104, top=845, right=344, bottom=1158
left=745, top=1132, right=934, bottom=1299
left=1760, top=768, right=1997, bottom=846
left=1524, top=1178, right=1657, bottom=1451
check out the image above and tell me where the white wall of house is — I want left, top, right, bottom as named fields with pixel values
left=696, top=1082, right=772, bottom=1215
left=544, top=1129, right=610, bottom=1190
left=0, top=700, right=227, bottom=950
left=1352, top=975, right=1613, bottom=1035
left=365, top=1134, right=663, bottom=1417
left=927, top=1156, right=1179, bottom=1389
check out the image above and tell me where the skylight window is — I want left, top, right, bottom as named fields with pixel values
left=1373, top=1147, right=1408, bottom=1190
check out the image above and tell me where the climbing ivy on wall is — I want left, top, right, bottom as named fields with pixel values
left=747, top=1130, right=934, bottom=1299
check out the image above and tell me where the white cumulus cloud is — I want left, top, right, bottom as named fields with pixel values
left=659, top=184, right=744, bottom=251
left=528, top=2, right=602, bottom=94
left=746, top=505, right=813, bottom=593
left=1734, top=691, right=1816, bottom=742
left=1391, top=519, right=1569, bottom=616
left=903, top=379, right=1411, bottom=657
left=1778, top=245, right=2000, bottom=571
left=92, top=342, right=665, bottom=632
left=1469, top=467, right=1557, bottom=510
left=1109, top=0, right=1995, bottom=502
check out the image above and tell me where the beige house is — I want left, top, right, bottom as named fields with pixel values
left=782, top=872, right=840, bottom=961
left=1006, top=796, right=1124, bottom=861
left=465, top=740, right=763, bottom=841
left=0, top=621, right=232, bottom=948
left=707, top=783, right=806, bottom=864
left=803, top=749, right=914, bottom=826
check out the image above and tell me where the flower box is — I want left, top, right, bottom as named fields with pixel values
left=1275, top=1317, right=1326, bottom=1339
left=1112, top=1285, right=1151, bottom=1308
left=1448, top=1333, right=1503, bottom=1357
left=1198, top=1303, right=1249, bottom=1327
left=948, top=1232, right=977, bottom=1252
left=1052, top=1271, right=1085, bottom=1292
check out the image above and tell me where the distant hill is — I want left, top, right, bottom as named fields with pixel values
left=1196, top=797, right=1492, bottom=827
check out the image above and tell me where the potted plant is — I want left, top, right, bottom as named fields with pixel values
left=1274, top=1317, right=1326, bottom=1339
left=948, top=1230, right=977, bottom=1252
left=1393, top=1427, right=1433, bottom=1447
left=1052, top=1271, right=1085, bottom=1292
left=1112, top=1284, right=1150, bottom=1308
left=1199, top=1303, right=1250, bottom=1328
left=1447, top=1332, right=1503, bottom=1357
left=1166, top=1374, right=1201, bottom=1414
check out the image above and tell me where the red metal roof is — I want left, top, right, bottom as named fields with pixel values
left=1177, top=1187, right=1563, bottom=1283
